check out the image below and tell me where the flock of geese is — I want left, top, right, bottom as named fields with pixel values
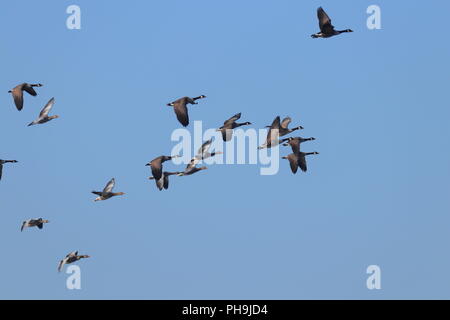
left=3, top=7, right=352, bottom=272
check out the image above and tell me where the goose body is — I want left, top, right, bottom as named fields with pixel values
left=21, top=218, right=49, bottom=232
left=218, top=113, right=252, bottom=141
left=58, top=251, right=90, bottom=272
left=0, top=159, right=18, bottom=181
left=167, top=95, right=206, bottom=127
left=92, top=178, right=125, bottom=201
left=311, top=7, right=353, bottom=38
left=8, top=83, right=43, bottom=111
left=28, top=97, right=59, bottom=126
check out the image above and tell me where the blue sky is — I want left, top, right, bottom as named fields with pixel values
left=1, top=0, right=450, bottom=299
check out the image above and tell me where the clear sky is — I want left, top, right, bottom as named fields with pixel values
left=1, top=0, right=450, bottom=299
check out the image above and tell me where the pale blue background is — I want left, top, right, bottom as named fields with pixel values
left=1, top=0, right=449, bottom=299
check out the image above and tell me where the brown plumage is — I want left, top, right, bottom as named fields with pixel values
left=281, top=136, right=316, bottom=154
left=148, top=171, right=182, bottom=190
left=282, top=152, right=319, bottom=173
left=311, top=7, right=353, bottom=38
left=92, top=178, right=125, bottom=201
left=218, top=113, right=252, bottom=141
left=58, top=251, right=90, bottom=272
left=166, top=95, right=206, bottom=127
left=146, top=155, right=179, bottom=181
left=8, top=83, right=43, bottom=111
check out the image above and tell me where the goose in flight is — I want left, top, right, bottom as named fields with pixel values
left=167, top=95, right=206, bottom=127
left=177, top=166, right=208, bottom=177
left=217, top=113, right=251, bottom=141
left=281, top=136, right=316, bottom=154
left=0, top=159, right=18, bottom=181
left=92, top=178, right=125, bottom=201
left=258, top=116, right=285, bottom=150
left=8, top=83, right=43, bottom=111
left=21, top=218, right=49, bottom=232
left=28, top=97, right=59, bottom=126
left=185, top=139, right=222, bottom=171
left=282, top=152, right=319, bottom=173
left=58, top=251, right=90, bottom=272
left=265, top=117, right=303, bottom=137
left=311, top=7, right=353, bottom=38
left=148, top=171, right=181, bottom=191
left=146, top=155, right=180, bottom=181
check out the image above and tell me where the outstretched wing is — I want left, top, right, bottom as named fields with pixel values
left=223, top=113, right=241, bottom=126
left=22, top=84, right=38, bottom=96
left=197, top=139, right=213, bottom=157
left=280, top=117, right=292, bottom=129
left=67, top=251, right=78, bottom=258
left=11, top=87, right=24, bottom=111
left=103, top=178, right=115, bottom=193
left=173, top=99, right=189, bottom=127
left=287, top=153, right=299, bottom=174
left=318, top=7, right=334, bottom=32
left=266, top=116, right=281, bottom=144
left=221, top=129, right=233, bottom=142
left=39, top=97, right=55, bottom=118
left=298, top=154, right=308, bottom=172
left=58, top=259, right=66, bottom=272
left=155, top=176, right=164, bottom=191
left=21, top=221, right=28, bottom=232
left=163, top=175, right=170, bottom=190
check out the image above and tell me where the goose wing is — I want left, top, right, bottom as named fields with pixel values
left=58, top=259, right=66, bottom=272
left=280, top=117, right=292, bottom=129
left=22, top=84, right=38, bottom=96
left=298, top=154, right=308, bottom=172
left=163, top=174, right=170, bottom=190
left=150, top=158, right=163, bottom=181
left=0, top=164, right=2, bottom=180
left=197, top=139, right=213, bottom=157
left=39, top=98, right=55, bottom=118
left=155, top=176, right=164, bottom=191
left=173, top=99, right=189, bottom=127
left=11, top=86, right=24, bottom=111
left=221, top=129, right=233, bottom=142
left=223, top=113, right=241, bottom=126
left=103, top=178, right=115, bottom=193
left=287, top=153, right=299, bottom=174
left=67, top=251, right=78, bottom=258
left=266, top=116, right=281, bottom=145
left=318, top=7, right=335, bottom=32
left=21, top=220, right=29, bottom=232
